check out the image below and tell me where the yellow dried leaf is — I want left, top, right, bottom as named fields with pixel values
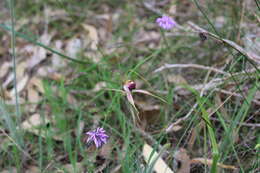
left=81, top=24, right=99, bottom=50
left=21, top=114, right=62, bottom=141
left=143, top=143, right=174, bottom=173
left=27, top=87, right=40, bottom=103
left=0, top=62, right=11, bottom=78
left=10, top=75, right=29, bottom=97
left=29, top=77, right=44, bottom=93
left=191, top=158, right=237, bottom=170
left=167, top=75, right=187, bottom=85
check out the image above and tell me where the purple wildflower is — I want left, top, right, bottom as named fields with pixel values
left=156, top=16, right=176, bottom=30
left=86, top=127, right=109, bottom=148
left=124, top=80, right=136, bottom=91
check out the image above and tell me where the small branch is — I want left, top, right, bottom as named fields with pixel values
left=166, top=103, right=198, bottom=133
left=153, top=63, right=228, bottom=75
left=215, top=88, right=260, bottom=105
left=210, top=117, right=260, bottom=128
left=187, top=21, right=260, bottom=64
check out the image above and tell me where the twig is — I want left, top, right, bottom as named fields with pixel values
left=215, top=88, right=260, bottom=105
left=187, top=21, right=260, bottom=64
left=173, top=66, right=259, bottom=94
left=166, top=103, right=198, bottom=133
left=210, top=117, right=260, bottom=128
left=153, top=63, right=228, bottom=75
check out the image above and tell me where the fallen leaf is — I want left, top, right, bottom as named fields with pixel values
left=135, top=100, right=160, bottom=129
left=82, top=24, right=99, bottom=50
left=21, top=113, right=47, bottom=129
left=143, top=143, right=174, bottom=173
left=67, top=94, right=78, bottom=107
left=99, top=142, right=112, bottom=159
left=0, top=62, right=11, bottom=78
left=25, top=166, right=41, bottom=173
left=0, top=167, right=17, bottom=173
left=167, top=75, right=187, bottom=85
left=51, top=40, right=66, bottom=69
left=92, top=82, right=107, bottom=92
left=65, top=38, right=82, bottom=59
left=21, top=113, right=62, bottom=141
left=26, top=33, right=53, bottom=69
left=173, top=148, right=190, bottom=173
left=27, top=87, right=40, bottom=103
left=3, top=62, right=27, bottom=88
left=10, top=74, right=29, bottom=98
left=62, top=162, right=84, bottom=172
left=29, top=77, right=45, bottom=93
left=190, top=158, right=237, bottom=170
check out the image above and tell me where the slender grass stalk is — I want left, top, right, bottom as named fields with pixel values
left=8, top=0, right=21, bottom=122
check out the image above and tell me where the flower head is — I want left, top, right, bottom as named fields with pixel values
left=124, top=80, right=136, bottom=91
left=156, top=16, right=176, bottom=30
left=85, top=127, right=109, bottom=148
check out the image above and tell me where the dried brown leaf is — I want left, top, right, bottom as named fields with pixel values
left=190, top=158, right=237, bottom=170
left=10, top=74, right=29, bottom=98
left=26, top=33, right=53, bottom=69
left=167, top=75, right=187, bottom=85
left=173, top=148, right=190, bottom=173
left=65, top=38, right=82, bottom=59
left=21, top=113, right=62, bottom=141
left=29, top=77, right=44, bottom=93
left=62, top=162, right=84, bottom=172
left=51, top=40, right=66, bottom=69
left=0, top=62, right=11, bottom=78
left=81, top=24, right=99, bottom=50
left=92, top=82, right=107, bottom=92
left=3, top=62, right=26, bottom=88
left=27, top=87, right=40, bottom=103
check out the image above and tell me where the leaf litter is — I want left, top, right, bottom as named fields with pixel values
left=0, top=1, right=259, bottom=172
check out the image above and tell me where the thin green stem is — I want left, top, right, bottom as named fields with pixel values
left=9, top=0, right=21, bottom=123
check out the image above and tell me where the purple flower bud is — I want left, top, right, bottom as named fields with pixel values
left=124, top=80, right=136, bottom=91
left=156, top=16, right=176, bottom=30
left=85, top=127, right=109, bottom=148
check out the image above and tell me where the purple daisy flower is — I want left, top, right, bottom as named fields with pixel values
left=156, top=16, right=176, bottom=30
left=85, top=127, right=109, bottom=148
